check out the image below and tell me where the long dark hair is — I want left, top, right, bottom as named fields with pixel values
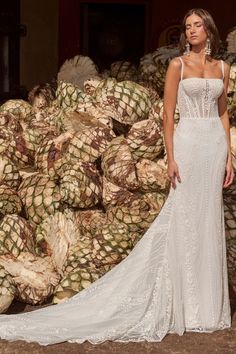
left=179, top=8, right=220, bottom=57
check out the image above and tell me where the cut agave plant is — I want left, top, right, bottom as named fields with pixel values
left=53, top=267, right=100, bottom=304
left=57, top=55, right=99, bottom=90
left=7, top=132, right=35, bottom=168
left=106, top=197, right=158, bottom=233
left=0, top=252, right=60, bottom=305
left=35, top=212, right=79, bottom=275
left=63, top=108, right=113, bottom=132
left=68, top=126, right=115, bottom=163
left=0, top=265, right=16, bottom=313
left=18, top=174, right=61, bottom=225
left=66, top=209, right=107, bottom=238
left=35, top=131, right=73, bottom=178
left=96, top=80, right=152, bottom=125
left=136, top=159, right=170, bottom=192
left=110, top=61, right=138, bottom=81
left=0, top=214, right=35, bottom=257
left=22, top=127, right=48, bottom=157
left=62, top=239, right=94, bottom=274
left=94, top=78, right=117, bottom=100
left=28, top=82, right=56, bottom=113
left=228, top=64, right=236, bottom=95
left=60, top=161, right=102, bottom=208
left=127, top=118, right=163, bottom=161
left=0, top=185, right=22, bottom=216
left=0, top=154, right=21, bottom=189
left=56, top=81, right=94, bottom=109
left=142, top=191, right=167, bottom=214
left=92, top=221, right=134, bottom=269
left=102, top=176, right=136, bottom=209
left=0, top=112, right=22, bottom=134
left=223, top=176, right=236, bottom=292
left=83, top=77, right=102, bottom=95
left=101, top=136, right=139, bottom=190
left=0, top=99, right=33, bottom=123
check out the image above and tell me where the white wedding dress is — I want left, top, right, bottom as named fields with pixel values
left=0, top=58, right=231, bottom=345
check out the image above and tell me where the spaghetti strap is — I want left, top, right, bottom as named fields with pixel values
left=220, top=59, right=224, bottom=80
left=179, top=57, right=184, bottom=80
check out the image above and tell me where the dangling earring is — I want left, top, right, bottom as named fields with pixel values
left=205, top=38, right=211, bottom=55
left=184, top=41, right=190, bottom=55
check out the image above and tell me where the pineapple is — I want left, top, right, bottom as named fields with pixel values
left=18, top=174, right=61, bottom=225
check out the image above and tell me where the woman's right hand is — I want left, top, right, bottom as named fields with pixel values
left=167, top=160, right=181, bottom=189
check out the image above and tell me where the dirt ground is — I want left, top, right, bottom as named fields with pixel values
left=0, top=288, right=236, bottom=354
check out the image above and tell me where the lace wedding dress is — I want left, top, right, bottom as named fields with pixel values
left=0, top=58, right=231, bottom=345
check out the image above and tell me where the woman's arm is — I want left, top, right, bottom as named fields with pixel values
left=218, top=61, right=235, bottom=187
left=163, top=57, right=182, bottom=188
left=163, top=58, right=181, bottom=163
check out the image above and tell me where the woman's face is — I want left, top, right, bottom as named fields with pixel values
left=185, top=13, right=208, bottom=46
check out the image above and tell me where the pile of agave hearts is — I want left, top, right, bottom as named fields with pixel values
left=0, top=46, right=235, bottom=313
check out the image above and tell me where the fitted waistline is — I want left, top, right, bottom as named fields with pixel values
left=180, top=116, right=220, bottom=120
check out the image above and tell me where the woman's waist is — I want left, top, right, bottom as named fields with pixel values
left=175, top=116, right=225, bottom=135
left=179, top=116, right=220, bottom=120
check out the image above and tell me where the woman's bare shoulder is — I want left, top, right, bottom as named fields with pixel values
left=169, top=56, right=182, bottom=67
left=167, top=57, right=182, bottom=76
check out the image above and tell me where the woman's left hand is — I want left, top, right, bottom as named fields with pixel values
left=223, top=160, right=235, bottom=188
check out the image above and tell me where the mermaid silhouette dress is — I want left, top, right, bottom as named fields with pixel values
left=0, top=58, right=231, bottom=345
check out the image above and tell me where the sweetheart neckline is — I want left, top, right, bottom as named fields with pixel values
left=180, top=77, right=223, bottom=82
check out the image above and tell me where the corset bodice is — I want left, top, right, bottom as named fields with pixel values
left=177, top=77, right=224, bottom=119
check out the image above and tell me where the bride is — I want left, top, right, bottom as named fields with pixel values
left=0, top=8, right=234, bottom=345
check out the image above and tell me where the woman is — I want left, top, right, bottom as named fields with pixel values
left=0, top=8, right=234, bottom=345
